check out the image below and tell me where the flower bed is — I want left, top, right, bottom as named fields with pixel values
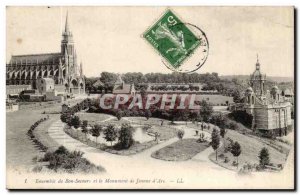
left=151, top=138, right=210, bottom=161
left=64, top=125, right=159, bottom=156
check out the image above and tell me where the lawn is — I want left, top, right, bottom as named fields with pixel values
left=209, top=129, right=290, bottom=171
left=151, top=138, right=210, bottom=161
left=121, top=117, right=178, bottom=140
left=92, top=116, right=178, bottom=141
left=33, top=115, right=61, bottom=151
left=64, top=125, right=158, bottom=156
left=6, top=97, right=88, bottom=169
left=75, top=112, right=112, bottom=125
left=62, top=115, right=178, bottom=156
left=126, top=117, right=170, bottom=125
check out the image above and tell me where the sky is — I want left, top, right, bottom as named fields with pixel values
left=6, top=6, right=294, bottom=78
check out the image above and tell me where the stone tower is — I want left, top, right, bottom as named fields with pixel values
left=61, top=12, right=76, bottom=83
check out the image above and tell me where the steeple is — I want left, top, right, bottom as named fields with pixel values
left=65, top=11, right=70, bottom=33
left=61, top=11, right=74, bottom=56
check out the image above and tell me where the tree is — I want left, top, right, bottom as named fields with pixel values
left=230, top=141, right=241, bottom=168
left=71, top=115, right=81, bottom=129
left=118, top=124, right=134, bottom=149
left=81, top=120, right=89, bottom=142
left=145, top=110, right=152, bottom=120
left=177, top=130, right=185, bottom=140
left=200, top=100, right=213, bottom=122
left=211, top=128, right=220, bottom=161
left=116, top=111, right=123, bottom=121
left=99, top=72, right=117, bottom=92
left=91, top=124, right=102, bottom=147
left=197, top=115, right=203, bottom=125
left=259, top=147, right=270, bottom=168
left=220, top=127, right=227, bottom=150
left=233, top=89, right=241, bottom=103
left=198, top=132, right=205, bottom=142
left=103, top=124, right=117, bottom=146
left=228, top=110, right=253, bottom=128
left=60, top=112, right=71, bottom=123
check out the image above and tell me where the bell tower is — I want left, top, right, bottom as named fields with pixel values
left=61, top=12, right=75, bottom=75
left=61, top=12, right=74, bottom=55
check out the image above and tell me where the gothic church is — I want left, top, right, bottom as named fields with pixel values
left=6, top=13, right=85, bottom=94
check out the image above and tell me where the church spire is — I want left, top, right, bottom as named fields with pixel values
left=65, top=11, right=70, bottom=33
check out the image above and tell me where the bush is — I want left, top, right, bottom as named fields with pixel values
left=60, top=112, right=71, bottom=123
left=118, top=124, right=134, bottom=149
left=42, top=151, right=54, bottom=162
left=259, top=147, right=270, bottom=168
left=116, top=111, right=123, bottom=121
left=145, top=110, right=152, bottom=120
left=71, top=116, right=81, bottom=129
left=224, top=156, right=229, bottom=163
left=197, top=132, right=206, bottom=143
left=42, top=146, right=104, bottom=173
left=104, top=124, right=117, bottom=146
left=55, top=146, right=70, bottom=155
left=177, top=130, right=185, bottom=140
left=232, top=160, right=238, bottom=167
left=228, top=110, right=253, bottom=128
left=32, top=165, right=43, bottom=173
left=228, top=121, right=238, bottom=130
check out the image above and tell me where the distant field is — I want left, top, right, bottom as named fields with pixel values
left=196, top=94, right=233, bottom=105
left=220, top=75, right=294, bottom=83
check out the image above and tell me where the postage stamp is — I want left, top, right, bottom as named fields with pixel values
left=143, top=9, right=208, bottom=72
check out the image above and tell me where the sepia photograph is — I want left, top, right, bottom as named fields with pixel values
left=5, top=6, right=295, bottom=190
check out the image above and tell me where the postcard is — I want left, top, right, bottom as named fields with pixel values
left=6, top=6, right=295, bottom=189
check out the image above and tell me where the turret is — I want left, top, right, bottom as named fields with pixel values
left=271, top=85, right=280, bottom=102
left=58, top=59, right=64, bottom=84
left=73, top=49, right=77, bottom=75
left=245, top=87, right=255, bottom=105
left=79, top=61, right=83, bottom=77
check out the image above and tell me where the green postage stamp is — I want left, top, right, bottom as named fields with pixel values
left=143, top=9, right=204, bottom=69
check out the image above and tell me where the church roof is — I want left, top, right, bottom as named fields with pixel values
left=115, top=74, right=124, bottom=84
left=93, top=80, right=105, bottom=88
left=284, top=88, right=294, bottom=96
left=252, top=69, right=262, bottom=77
left=113, top=84, right=133, bottom=94
left=39, top=77, right=55, bottom=83
left=9, top=53, right=61, bottom=65
left=271, top=85, right=279, bottom=90
left=250, top=57, right=266, bottom=80
left=246, top=87, right=253, bottom=93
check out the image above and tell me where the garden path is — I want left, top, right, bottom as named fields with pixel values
left=47, top=117, right=294, bottom=189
